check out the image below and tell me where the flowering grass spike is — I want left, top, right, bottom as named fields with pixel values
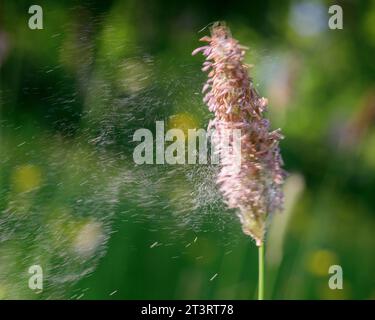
left=193, top=23, right=285, bottom=246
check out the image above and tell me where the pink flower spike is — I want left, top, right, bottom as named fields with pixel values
left=193, top=22, right=285, bottom=246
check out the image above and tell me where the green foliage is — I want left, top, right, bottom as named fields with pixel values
left=0, top=0, right=374, bottom=299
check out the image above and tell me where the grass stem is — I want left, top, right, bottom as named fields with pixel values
left=258, top=243, right=264, bottom=300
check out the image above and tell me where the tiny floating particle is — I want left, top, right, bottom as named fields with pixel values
left=210, top=273, right=218, bottom=281
left=77, top=293, right=84, bottom=299
left=110, top=290, right=118, bottom=296
left=150, top=241, right=158, bottom=248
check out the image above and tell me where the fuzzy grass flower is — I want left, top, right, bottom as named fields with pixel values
left=193, top=23, right=285, bottom=247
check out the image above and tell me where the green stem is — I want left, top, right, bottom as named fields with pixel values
left=258, top=243, right=264, bottom=300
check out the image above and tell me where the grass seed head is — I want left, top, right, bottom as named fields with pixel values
left=193, top=22, right=285, bottom=246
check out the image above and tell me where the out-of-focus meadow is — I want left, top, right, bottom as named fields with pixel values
left=0, top=0, right=374, bottom=299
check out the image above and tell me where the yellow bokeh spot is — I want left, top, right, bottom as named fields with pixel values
left=306, top=249, right=338, bottom=277
left=11, top=165, right=42, bottom=193
left=167, top=113, right=199, bottom=137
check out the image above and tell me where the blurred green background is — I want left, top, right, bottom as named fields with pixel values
left=0, top=0, right=374, bottom=299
